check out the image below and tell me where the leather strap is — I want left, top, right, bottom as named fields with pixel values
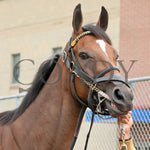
left=69, top=106, right=87, bottom=150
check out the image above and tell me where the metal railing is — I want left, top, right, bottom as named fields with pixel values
left=0, top=93, right=26, bottom=110
left=0, top=93, right=26, bottom=101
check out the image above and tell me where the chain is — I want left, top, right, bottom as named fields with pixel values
left=72, top=70, right=114, bottom=120
left=95, top=91, right=112, bottom=119
left=81, top=78, right=111, bottom=101
left=72, top=70, right=111, bottom=101
left=120, top=123, right=127, bottom=150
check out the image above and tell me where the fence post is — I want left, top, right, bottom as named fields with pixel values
left=16, top=95, right=20, bottom=108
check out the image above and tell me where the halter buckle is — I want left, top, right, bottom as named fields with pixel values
left=62, top=51, right=67, bottom=63
left=70, top=61, right=75, bottom=71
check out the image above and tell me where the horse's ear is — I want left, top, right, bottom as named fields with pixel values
left=72, top=4, right=83, bottom=34
left=96, top=6, right=108, bottom=31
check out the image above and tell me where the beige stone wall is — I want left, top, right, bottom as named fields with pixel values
left=0, top=0, right=120, bottom=97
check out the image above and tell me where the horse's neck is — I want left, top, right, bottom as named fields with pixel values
left=11, top=59, right=82, bottom=150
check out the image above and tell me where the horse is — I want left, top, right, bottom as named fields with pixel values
left=0, top=4, right=133, bottom=150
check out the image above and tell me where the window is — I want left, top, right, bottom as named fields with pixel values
left=53, top=47, right=63, bottom=55
left=12, top=53, right=20, bottom=84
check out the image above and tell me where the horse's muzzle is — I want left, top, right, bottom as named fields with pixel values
left=105, top=84, right=134, bottom=117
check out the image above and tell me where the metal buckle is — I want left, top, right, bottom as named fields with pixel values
left=70, top=61, right=75, bottom=71
left=62, top=51, right=67, bottom=63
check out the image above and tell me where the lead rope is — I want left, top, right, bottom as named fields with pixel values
left=120, top=123, right=127, bottom=150
left=84, top=111, right=95, bottom=150
left=69, top=106, right=87, bottom=150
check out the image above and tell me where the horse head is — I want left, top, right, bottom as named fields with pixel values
left=62, top=4, right=133, bottom=118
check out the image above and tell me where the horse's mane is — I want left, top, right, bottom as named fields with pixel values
left=0, top=54, right=60, bottom=125
left=82, top=24, right=112, bottom=45
left=0, top=24, right=111, bottom=125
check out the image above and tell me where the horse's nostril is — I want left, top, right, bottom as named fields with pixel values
left=114, top=88, right=124, bottom=100
left=112, top=86, right=133, bottom=112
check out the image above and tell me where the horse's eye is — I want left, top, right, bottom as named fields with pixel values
left=79, top=52, right=89, bottom=60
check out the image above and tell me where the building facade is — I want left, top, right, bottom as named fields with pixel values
left=120, top=0, right=150, bottom=78
left=0, top=0, right=120, bottom=97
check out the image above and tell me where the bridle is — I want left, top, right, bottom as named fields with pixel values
left=62, top=30, right=130, bottom=150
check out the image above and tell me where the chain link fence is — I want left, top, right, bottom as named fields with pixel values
left=129, top=77, right=150, bottom=150
left=74, top=77, right=150, bottom=150
left=0, top=76, right=150, bottom=149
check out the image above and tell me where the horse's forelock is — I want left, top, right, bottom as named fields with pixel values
left=82, top=24, right=112, bottom=45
